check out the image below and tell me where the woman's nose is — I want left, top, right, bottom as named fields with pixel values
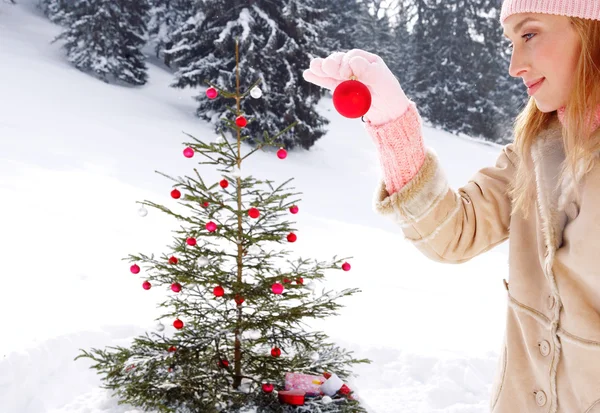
left=509, top=49, right=529, bottom=78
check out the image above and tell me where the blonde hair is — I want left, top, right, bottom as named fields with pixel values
left=509, top=17, right=600, bottom=219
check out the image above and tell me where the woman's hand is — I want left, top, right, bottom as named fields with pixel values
left=303, top=49, right=411, bottom=126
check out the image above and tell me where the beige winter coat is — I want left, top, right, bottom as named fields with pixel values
left=373, top=116, right=600, bottom=413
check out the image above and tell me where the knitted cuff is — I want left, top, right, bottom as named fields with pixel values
left=364, top=101, right=426, bottom=194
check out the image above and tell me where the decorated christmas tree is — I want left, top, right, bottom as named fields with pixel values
left=76, top=40, right=370, bottom=413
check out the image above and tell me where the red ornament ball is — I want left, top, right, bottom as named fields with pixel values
left=130, top=264, right=140, bottom=274
left=206, top=221, right=217, bottom=232
left=167, top=346, right=177, bottom=353
left=342, top=262, right=351, bottom=271
left=271, top=347, right=281, bottom=357
left=248, top=207, right=260, bottom=219
left=262, top=383, right=274, bottom=393
left=333, top=79, right=372, bottom=118
left=277, top=148, right=287, bottom=159
left=169, top=256, right=178, bottom=265
left=142, top=281, right=151, bottom=290
left=213, top=286, right=225, bottom=297
left=287, top=233, right=297, bottom=243
left=173, top=319, right=184, bottom=329
left=283, top=278, right=291, bottom=284
left=271, top=283, right=284, bottom=294
left=296, top=277, right=304, bottom=285
left=206, top=87, right=218, bottom=99
left=171, top=283, right=182, bottom=293
left=235, top=116, right=247, bottom=127
left=235, top=295, right=245, bottom=305
left=186, top=237, right=197, bottom=246
left=183, top=147, right=194, bottom=158
left=201, top=201, right=210, bottom=208
left=289, top=205, right=299, bottom=214
left=219, top=179, right=229, bottom=189
left=171, top=189, right=181, bottom=199
left=218, top=359, right=229, bottom=368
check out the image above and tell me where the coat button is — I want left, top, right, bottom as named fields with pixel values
left=535, top=390, right=547, bottom=406
left=548, top=296, right=555, bottom=310
left=539, top=340, right=551, bottom=357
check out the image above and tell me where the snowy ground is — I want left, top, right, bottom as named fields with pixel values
left=1, top=2, right=511, bottom=412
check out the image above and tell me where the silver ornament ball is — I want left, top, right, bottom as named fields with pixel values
left=138, top=206, right=148, bottom=217
left=250, top=87, right=263, bottom=99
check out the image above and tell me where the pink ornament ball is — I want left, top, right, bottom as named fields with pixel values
left=186, top=237, right=197, bottom=246
left=289, top=205, right=299, bottom=214
left=277, top=148, right=287, bottom=159
left=130, top=264, right=140, bottom=274
left=183, top=147, right=194, bottom=158
left=171, top=283, right=182, bottom=293
left=342, top=262, right=351, bottom=271
left=206, top=221, right=217, bottom=232
left=272, top=283, right=284, bottom=294
left=206, top=87, right=218, bottom=99
left=142, top=281, right=151, bottom=290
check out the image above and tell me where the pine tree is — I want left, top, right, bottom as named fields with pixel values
left=147, top=0, right=198, bottom=67
left=52, top=0, right=150, bottom=85
left=167, top=0, right=330, bottom=150
left=38, top=0, right=75, bottom=25
left=76, top=40, right=369, bottom=413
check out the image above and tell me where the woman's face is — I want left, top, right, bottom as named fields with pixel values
left=503, top=13, right=582, bottom=112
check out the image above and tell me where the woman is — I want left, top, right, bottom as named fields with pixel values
left=303, top=1, right=600, bottom=412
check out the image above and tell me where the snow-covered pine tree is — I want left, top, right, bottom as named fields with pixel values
left=167, top=0, right=330, bottom=150
left=76, top=40, right=369, bottom=413
left=147, top=0, right=197, bottom=67
left=52, top=0, right=150, bottom=85
left=38, top=0, right=75, bottom=25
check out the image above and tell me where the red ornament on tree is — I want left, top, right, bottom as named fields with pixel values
left=272, top=283, right=284, bottom=294
left=206, top=87, right=218, bottom=99
left=206, top=221, right=217, bottom=232
left=262, top=383, right=274, bottom=393
left=213, top=286, right=225, bottom=297
left=167, top=346, right=177, bottom=352
left=173, top=319, right=184, bottom=329
left=219, top=179, right=229, bottom=188
left=183, top=147, right=194, bottom=158
left=248, top=207, right=260, bottom=218
left=289, top=205, right=299, bottom=214
left=171, top=283, right=182, bottom=293
left=277, top=148, right=287, bottom=159
left=186, top=237, right=197, bottom=246
left=142, top=281, right=151, bottom=290
left=342, top=262, right=351, bottom=271
left=169, top=256, right=178, bottom=265
left=296, top=277, right=304, bottom=285
left=171, top=189, right=181, bottom=199
left=333, top=79, right=372, bottom=118
left=218, top=359, right=229, bottom=368
left=201, top=201, right=210, bottom=208
left=130, top=264, right=140, bottom=274
left=287, top=233, right=297, bottom=243
left=271, top=347, right=282, bottom=357
left=235, top=115, right=247, bottom=127
left=235, top=295, right=245, bottom=305
left=283, top=278, right=291, bottom=284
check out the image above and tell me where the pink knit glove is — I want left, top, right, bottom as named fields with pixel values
left=303, top=49, right=426, bottom=194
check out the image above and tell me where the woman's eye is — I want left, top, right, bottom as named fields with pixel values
left=508, top=33, right=535, bottom=50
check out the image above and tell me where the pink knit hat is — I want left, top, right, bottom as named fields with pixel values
left=500, top=0, right=600, bottom=24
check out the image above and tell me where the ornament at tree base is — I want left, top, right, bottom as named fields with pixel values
left=206, top=221, right=217, bottom=232
left=219, top=179, right=229, bottom=189
left=271, top=347, right=281, bottom=357
left=130, top=264, right=140, bottom=274
left=156, top=322, right=165, bottom=332
left=322, top=395, right=333, bottom=404
left=171, top=189, right=181, bottom=199
left=235, top=115, right=247, bottom=127
left=289, top=205, right=299, bottom=214
left=278, top=390, right=305, bottom=406
left=342, top=262, right=351, bottom=271
left=213, top=286, right=225, bottom=297
left=271, top=283, right=284, bottom=294
left=186, top=237, right=197, bottom=246
left=261, top=383, right=274, bottom=393
left=235, top=295, right=245, bottom=305
left=198, top=256, right=209, bottom=267
left=169, top=256, right=178, bottom=265
left=167, top=346, right=177, bottom=352
left=138, top=206, right=148, bottom=217
left=332, top=79, right=372, bottom=118
left=287, top=233, right=297, bottom=243
left=173, top=319, right=184, bottom=329
left=171, top=283, right=182, bottom=293
left=206, top=87, right=218, bottom=99
left=248, top=207, right=260, bottom=219
left=296, top=277, right=304, bottom=285
left=250, top=86, right=263, bottom=99
left=142, top=281, right=151, bottom=290
left=183, top=147, right=194, bottom=158
left=277, top=148, right=287, bottom=159
left=201, top=201, right=209, bottom=208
